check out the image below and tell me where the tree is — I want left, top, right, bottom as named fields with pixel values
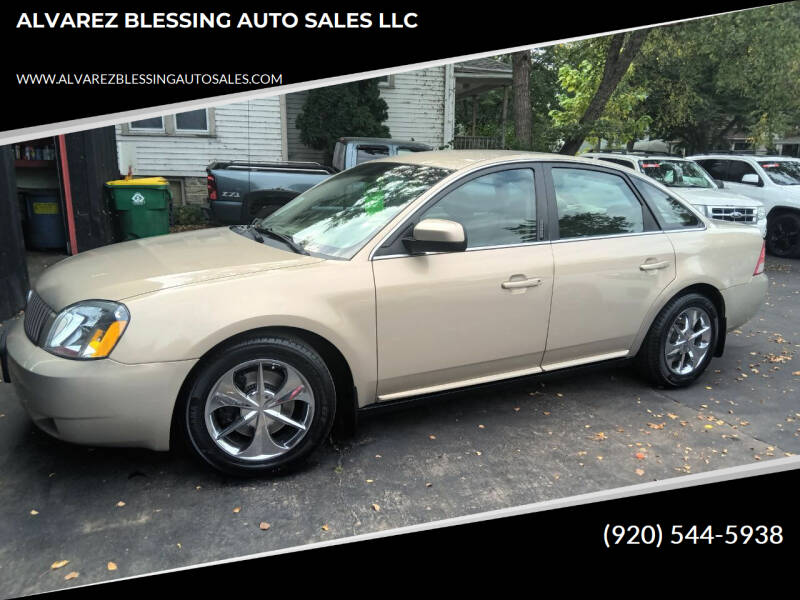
left=296, top=80, right=390, bottom=161
left=511, top=50, right=532, bottom=149
left=633, top=3, right=800, bottom=154
left=557, top=30, right=650, bottom=155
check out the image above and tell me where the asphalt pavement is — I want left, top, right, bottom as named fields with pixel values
left=0, top=255, right=797, bottom=597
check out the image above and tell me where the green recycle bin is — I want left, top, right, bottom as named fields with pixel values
left=106, top=177, right=172, bottom=240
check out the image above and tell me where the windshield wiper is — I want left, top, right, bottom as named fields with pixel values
left=252, top=225, right=309, bottom=255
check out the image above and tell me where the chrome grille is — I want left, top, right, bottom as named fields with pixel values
left=23, top=291, right=55, bottom=345
left=710, top=207, right=757, bottom=224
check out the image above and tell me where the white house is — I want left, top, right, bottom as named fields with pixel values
left=115, top=65, right=456, bottom=205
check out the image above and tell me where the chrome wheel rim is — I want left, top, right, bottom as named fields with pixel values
left=664, top=307, right=712, bottom=376
left=204, top=359, right=314, bottom=461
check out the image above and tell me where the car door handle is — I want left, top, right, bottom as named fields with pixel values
left=639, top=260, right=670, bottom=271
left=501, top=277, right=543, bottom=290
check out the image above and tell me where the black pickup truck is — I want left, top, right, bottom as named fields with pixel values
left=207, top=137, right=433, bottom=225
left=207, top=161, right=335, bottom=225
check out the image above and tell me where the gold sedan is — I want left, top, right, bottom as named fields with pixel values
left=1, top=151, right=767, bottom=475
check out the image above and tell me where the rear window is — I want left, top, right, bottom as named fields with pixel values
left=757, top=161, right=800, bottom=185
left=597, top=157, right=636, bottom=169
left=633, top=179, right=700, bottom=230
left=356, top=145, right=390, bottom=165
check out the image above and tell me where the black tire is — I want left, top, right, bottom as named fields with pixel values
left=637, top=293, right=719, bottom=388
left=766, top=212, right=800, bottom=258
left=178, top=334, right=336, bottom=476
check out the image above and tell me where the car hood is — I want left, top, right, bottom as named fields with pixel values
left=674, top=188, right=763, bottom=207
left=35, top=227, right=323, bottom=309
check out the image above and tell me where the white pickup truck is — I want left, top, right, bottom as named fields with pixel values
left=689, top=154, right=800, bottom=258
left=582, top=152, right=767, bottom=239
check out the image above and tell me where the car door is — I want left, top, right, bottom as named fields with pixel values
left=703, top=159, right=768, bottom=202
left=371, top=165, right=554, bottom=400
left=541, top=164, right=676, bottom=370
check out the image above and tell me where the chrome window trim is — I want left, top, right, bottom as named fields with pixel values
left=372, top=240, right=551, bottom=261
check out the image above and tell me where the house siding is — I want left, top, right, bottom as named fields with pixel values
left=115, top=97, right=284, bottom=179
left=285, top=66, right=448, bottom=163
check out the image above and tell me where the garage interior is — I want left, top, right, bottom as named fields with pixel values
left=0, top=128, right=120, bottom=321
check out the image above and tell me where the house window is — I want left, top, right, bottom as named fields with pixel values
left=376, top=75, right=395, bottom=88
left=129, top=116, right=165, bottom=131
left=123, top=108, right=215, bottom=137
left=175, top=109, right=209, bottom=133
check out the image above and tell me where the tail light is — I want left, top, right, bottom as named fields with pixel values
left=754, top=241, right=766, bottom=275
left=207, top=174, right=217, bottom=201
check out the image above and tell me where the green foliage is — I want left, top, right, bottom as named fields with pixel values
left=454, top=2, right=800, bottom=154
left=173, top=204, right=207, bottom=226
left=296, top=80, right=390, bottom=158
left=549, top=38, right=651, bottom=148
left=633, top=2, right=800, bottom=153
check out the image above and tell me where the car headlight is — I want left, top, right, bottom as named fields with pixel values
left=757, top=207, right=766, bottom=220
left=42, top=300, right=129, bottom=360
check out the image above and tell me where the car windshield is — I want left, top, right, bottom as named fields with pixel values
left=757, top=161, right=800, bottom=185
left=255, top=161, right=453, bottom=259
left=638, top=159, right=715, bottom=188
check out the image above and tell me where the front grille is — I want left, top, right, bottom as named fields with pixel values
left=23, top=291, right=55, bottom=345
left=710, top=207, right=757, bottom=224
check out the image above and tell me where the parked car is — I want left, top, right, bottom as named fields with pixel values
left=689, top=154, right=800, bottom=257
left=208, top=138, right=433, bottom=225
left=582, top=152, right=767, bottom=237
left=331, top=137, right=432, bottom=172
left=207, top=161, right=335, bottom=225
left=1, top=151, right=767, bottom=476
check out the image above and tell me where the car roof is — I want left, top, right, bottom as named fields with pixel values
left=375, top=149, right=607, bottom=171
left=337, top=137, right=432, bottom=148
left=584, top=152, right=688, bottom=160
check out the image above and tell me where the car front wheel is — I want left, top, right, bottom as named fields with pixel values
left=179, top=334, right=336, bottom=476
left=638, top=293, right=719, bottom=388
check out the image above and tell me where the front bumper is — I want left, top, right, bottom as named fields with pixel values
left=4, top=319, right=196, bottom=451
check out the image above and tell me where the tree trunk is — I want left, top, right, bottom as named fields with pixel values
left=512, top=51, right=532, bottom=150
left=500, top=86, right=509, bottom=149
left=559, top=30, right=650, bottom=155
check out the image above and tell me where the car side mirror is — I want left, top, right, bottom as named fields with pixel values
left=714, top=179, right=725, bottom=189
left=403, top=218, right=467, bottom=255
left=741, top=173, right=762, bottom=186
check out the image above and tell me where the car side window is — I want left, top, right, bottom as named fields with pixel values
left=633, top=179, right=700, bottom=230
left=727, top=160, right=760, bottom=184
left=695, top=159, right=728, bottom=180
left=418, top=169, right=537, bottom=248
left=551, top=168, right=645, bottom=239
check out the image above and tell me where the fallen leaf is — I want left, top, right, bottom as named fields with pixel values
left=704, top=424, right=714, bottom=430
left=593, top=432, right=607, bottom=441
left=64, top=572, right=79, bottom=581
left=107, top=562, right=117, bottom=571
left=51, top=560, right=69, bottom=570
left=667, top=413, right=678, bottom=420
left=259, top=522, right=271, bottom=530
left=116, top=501, right=126, bottom=507
left=647, top=422, right=665, bottom=430
left=30, top=509, right=39, bottom=516
left=371, top=503, right=381, bottom=512
left=635, top=468, right=645, bottom=476
left=635, top=452, right=646, bottom=460
left=321, top=524, right=330, bottom=531
left=478, top=424, right=485, bottom=429
left=428, top=435, right=436, bottom=440
left=233, top=507, right=241, bottom=513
